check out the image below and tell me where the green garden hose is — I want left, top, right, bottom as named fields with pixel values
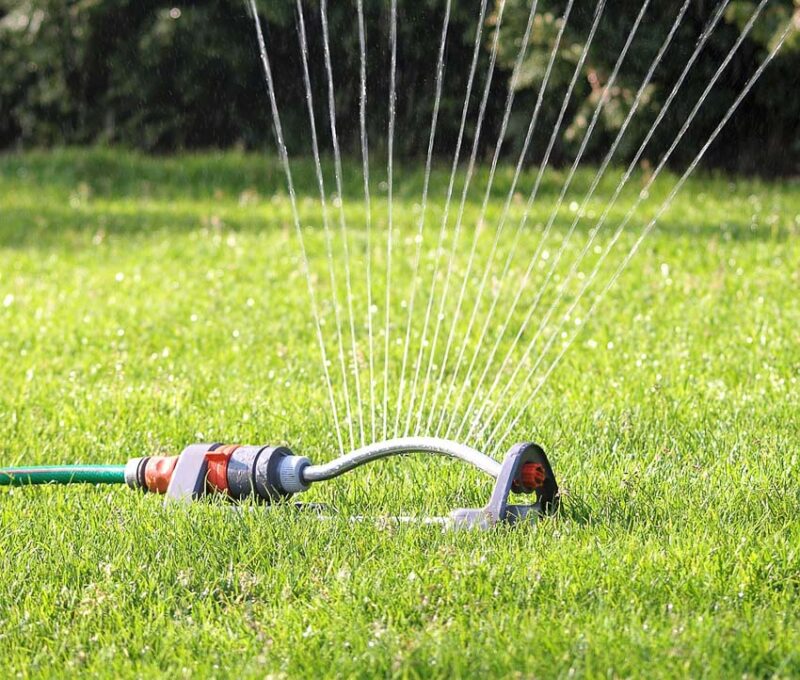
left=0, top=465, right=126, bottom=486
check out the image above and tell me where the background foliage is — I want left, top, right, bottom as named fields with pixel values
left=0, top=0, right=798, bottom=174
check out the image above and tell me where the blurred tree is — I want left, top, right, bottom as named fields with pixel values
left=0, top=0, right=797, bottom=173
left=494, top=0, right=800, bottom=174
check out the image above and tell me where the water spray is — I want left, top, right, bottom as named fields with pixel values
left=0, top=438, right=558, bottom=529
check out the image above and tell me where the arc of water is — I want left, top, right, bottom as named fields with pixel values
left=392, top=0, right=453, bottom=437
left=402, top=0, right=489, bottom=436
left=463, top=0, right=735, bottom=444
left=446, top=0, right=608, bottom=441
left=356, top=0, right=376, bottom=443
left=416, top=0, right=511, bottom=435
left=294, top=0, right=356, bottom=452
left=381, top=0, right=398, bottom=439
left=432, top=0, right=576, bottom=439
left=455, top=0, right=732, bottom=442
left=248, top=0, right=344, bottom=454
left=485, top=0, right=786, bottom=454
left=475, top=0, right=766, bottom=446
left=453, top=0, right=701, bottom=441
left=490, top=14, right=797, bottom=456
left=320, top=0, right=364, bottom=447
left=438, top=0, right=650, bottom=439
left=447, top=0, right=695, bottom=442
left=425, top=0, right=541, bottom=437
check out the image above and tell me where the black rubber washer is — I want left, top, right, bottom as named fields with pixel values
left=136, top=457, right=151, bottom=491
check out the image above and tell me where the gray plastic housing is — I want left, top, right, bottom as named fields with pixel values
left=225, top=445, right=264, bottom=500
left=254, top=446, right=303, bottom=501
left=163, top=443, right=310, bottom=504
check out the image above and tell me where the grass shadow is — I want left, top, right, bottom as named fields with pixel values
left=2, top=148, right=798, bottom=250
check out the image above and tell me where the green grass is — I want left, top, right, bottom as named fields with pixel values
left=1, top=148, right=799, bottom=678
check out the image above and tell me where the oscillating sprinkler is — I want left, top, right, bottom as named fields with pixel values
left=0, top=437, right=558, bottom=529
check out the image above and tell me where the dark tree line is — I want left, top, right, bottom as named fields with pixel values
left=1, top=0, right=798, bottom=174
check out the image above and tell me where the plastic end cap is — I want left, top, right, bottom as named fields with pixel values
left=277, top=455, right=311, bottom=494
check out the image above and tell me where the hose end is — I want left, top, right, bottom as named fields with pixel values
left=124, top=457, right=149, bottom=490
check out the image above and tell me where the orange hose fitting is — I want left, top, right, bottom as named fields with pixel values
left=205, top=444, right=240, bottom=494
left=144, top=456, right=179, bottom=494
left=520, top=462, right=546, bottom=490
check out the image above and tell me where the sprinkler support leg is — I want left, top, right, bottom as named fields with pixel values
left=450, top=442, right=558, bottom=529
left=165, top=443, right=217, bottom=501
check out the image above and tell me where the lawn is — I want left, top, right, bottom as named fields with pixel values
left=1, top=148, right=799, bottom=677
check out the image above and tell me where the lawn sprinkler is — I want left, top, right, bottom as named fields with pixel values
left=0, top=437, right=558, bottom=529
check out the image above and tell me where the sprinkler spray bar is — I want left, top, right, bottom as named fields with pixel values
left=0, top=438, right=558, bottom=529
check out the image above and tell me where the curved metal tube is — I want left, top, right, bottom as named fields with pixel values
left=302, top=436, right=501, bottom=483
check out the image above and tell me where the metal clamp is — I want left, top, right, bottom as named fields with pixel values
left=165, top=443, right=220, bottom=502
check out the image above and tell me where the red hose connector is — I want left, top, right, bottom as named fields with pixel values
left=143, top=456, right=178, bottom=493
left=205, top=445, right=240, bottom=494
